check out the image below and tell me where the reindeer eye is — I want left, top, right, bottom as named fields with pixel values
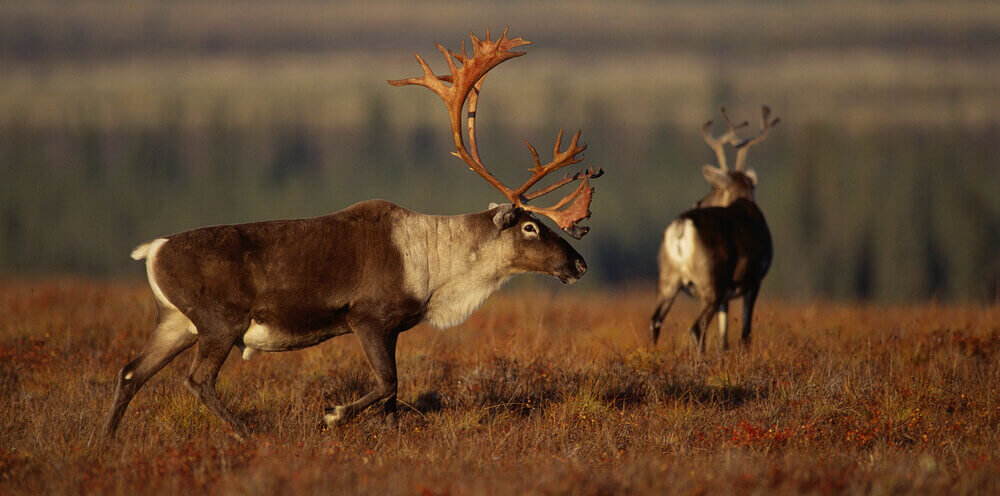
left=522, top=223, right=537, bottom=234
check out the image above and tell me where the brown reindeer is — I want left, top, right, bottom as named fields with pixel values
left=104, top=29, right=602, bottom=440
left=649, top=106, right=778, bottom=352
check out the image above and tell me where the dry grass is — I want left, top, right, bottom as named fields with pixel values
left=1, top=279, right=999, bottom=494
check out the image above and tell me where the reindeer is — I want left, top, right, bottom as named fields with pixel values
left=649, top=106, right=778, bottom=352
left=104, top=29, right=603, bottom=440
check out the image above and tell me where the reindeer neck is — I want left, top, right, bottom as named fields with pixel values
left=391, top=210, right=514, bottom=329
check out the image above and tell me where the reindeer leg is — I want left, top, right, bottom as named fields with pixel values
left=105, top=309, right=197, bottom=438
left=690, top=296, right=719, bottom=354
left=183, top=316, right=247, bottom=440
left=649, top=279, right=681, bottom=346
left=717, top=301, right=730, bottom=351
left=324, top=321, right=399, bottom=428
left=741, top=284, right=760, bottom=347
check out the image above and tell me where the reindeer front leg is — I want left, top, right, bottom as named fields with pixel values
left=717, top=301, right=730, bottom=350
left=741, top=284, right=761, bottom=347
left=324, top=317, right=399, bottom=428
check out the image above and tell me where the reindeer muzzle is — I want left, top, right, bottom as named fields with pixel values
left=559, top=257, right=587, bottom=284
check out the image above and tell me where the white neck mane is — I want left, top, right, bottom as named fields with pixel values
left=392, top=212, right=514, bottom=329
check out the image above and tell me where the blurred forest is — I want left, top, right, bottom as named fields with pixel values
left=1, top=0, right=998, bottom=302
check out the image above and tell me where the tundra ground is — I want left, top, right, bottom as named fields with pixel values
left=1, top=279, right=998, bottom=495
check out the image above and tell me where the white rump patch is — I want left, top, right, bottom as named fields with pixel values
left=143, top=239, right=180, bottom=313
left=664, top=219, right=700, bottom=285
left=141, top=238, right=199, bottom=335
left=665, top=220, right=696, bottom=268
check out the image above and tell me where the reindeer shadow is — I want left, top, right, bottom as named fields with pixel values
left=256, top=359, right=769, bottom=431
left=659, top=380, right=765, bottom=409
left=395, top=377, right=767, bottom=421
left=409, top=391, right=444, bottom=414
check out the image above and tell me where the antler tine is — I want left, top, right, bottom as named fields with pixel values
left=701, top=106, right=747, bottom=172
left=523, top=166, right=604, bottom=201
left=733, top=105, right=781, bottom=171
left=718, top=106, right=749, bottom=138
left=515, top=129, right=586, bottom=197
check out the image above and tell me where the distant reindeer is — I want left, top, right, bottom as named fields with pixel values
left=649, top=106, right=778, bottom=352
left=105, top=29, right=603, bottom=440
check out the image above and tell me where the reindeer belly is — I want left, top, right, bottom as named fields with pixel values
left=241, top=304, right=351, bottom=354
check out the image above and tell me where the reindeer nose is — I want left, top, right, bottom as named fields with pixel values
left=573, top=258, right=587, bottom=277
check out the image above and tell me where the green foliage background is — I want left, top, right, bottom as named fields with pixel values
left=2, top=0, right=998, bottom=301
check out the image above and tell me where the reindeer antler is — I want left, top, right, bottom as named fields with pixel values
left=733, top=106, right=781, bottom=171
left=388, top=28, right=602, bottom=239
left=701, top=105, right=780, bottom=172
left=701, top=106, right=747, bottom=172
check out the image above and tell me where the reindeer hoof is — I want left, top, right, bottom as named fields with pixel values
left=323, top=406, right=350, bottom=428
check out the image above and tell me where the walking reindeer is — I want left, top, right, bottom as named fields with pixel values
left=105, top=29, right=602, bottom=439
left=649, top=106, right=778, bottom=351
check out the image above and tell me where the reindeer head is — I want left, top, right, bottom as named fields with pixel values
left=490, top=203, right=587, bottom=283
left=696, top=106, right=779, bottom=208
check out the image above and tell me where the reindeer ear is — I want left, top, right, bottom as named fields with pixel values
left=490, top=203, right=519, bottom=230
left=744, top=168, right=758, bottom=186
left=702, top=165, right=731, bottom=188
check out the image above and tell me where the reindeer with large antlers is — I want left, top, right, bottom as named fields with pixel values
left=104, top=29, right=601, bottom=440
left=649, top=106, right=778, bottom=352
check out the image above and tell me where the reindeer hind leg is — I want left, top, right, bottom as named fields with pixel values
left=650, top=276, right=682, bottom=346
left=690, top=294, right=720, bottom=355
left=104, top=309, right=197, bottom=438
left=180, top=309, right=250, bottom=440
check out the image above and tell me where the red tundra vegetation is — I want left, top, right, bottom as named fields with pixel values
left=1, top=279, right=998, bottom=495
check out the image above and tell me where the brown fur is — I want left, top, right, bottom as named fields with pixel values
left=155, top=200, right=419, bottom=343
left=650, top=171, right=772, bottom=352
left=104, top=200, right=586, bottom=439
